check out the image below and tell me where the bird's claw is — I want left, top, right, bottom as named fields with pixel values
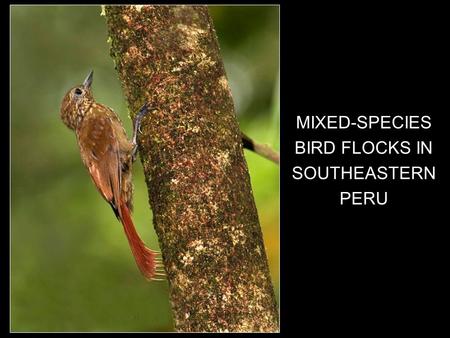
left=131, top=103, right=154, bottom=162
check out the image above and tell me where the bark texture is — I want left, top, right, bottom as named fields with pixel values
left=104, top=5, right=279, bottom=332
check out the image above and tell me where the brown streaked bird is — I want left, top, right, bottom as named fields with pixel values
left=60, top=70, right=164, bottom=281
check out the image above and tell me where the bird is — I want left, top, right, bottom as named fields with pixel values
left=60, top=70, right=164, bottom=281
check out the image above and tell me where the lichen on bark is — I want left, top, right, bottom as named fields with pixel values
left=104, top=5, right=279, bottom=332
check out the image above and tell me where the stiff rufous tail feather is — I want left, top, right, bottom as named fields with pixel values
left=118, top=202, right=165, bottom=281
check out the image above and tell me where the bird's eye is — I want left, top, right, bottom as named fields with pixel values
left=74, top=88, right=83, bottom=95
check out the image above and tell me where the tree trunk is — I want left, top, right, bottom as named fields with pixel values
left=104, top=5, right=279, bottom=332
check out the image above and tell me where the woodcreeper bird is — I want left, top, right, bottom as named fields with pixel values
left=60, top=70, right=163, bottom=281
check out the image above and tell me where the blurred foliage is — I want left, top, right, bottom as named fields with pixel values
left=11, top=5, right=279, bottom=332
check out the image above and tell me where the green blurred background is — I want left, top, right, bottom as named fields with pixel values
left=11, top=5, right=279, bottom=332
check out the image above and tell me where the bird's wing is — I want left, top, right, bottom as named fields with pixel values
left=77, top=112, right=122, bottom=213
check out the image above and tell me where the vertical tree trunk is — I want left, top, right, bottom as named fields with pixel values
left=104, top=5, right=279, bottom=332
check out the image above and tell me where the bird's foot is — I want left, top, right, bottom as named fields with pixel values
left=132, top=103, right=153, bottom=161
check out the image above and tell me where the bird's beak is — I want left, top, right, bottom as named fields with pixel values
left=83, top=70, right=94, bottom=89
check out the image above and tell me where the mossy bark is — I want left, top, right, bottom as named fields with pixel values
left=104, top=5, right=279, bottom=332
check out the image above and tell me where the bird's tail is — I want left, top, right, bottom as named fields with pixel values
left=119, top=202, right=164, bottom=281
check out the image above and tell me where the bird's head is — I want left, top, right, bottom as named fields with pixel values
left=60, top=70, right=95, bottom=130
